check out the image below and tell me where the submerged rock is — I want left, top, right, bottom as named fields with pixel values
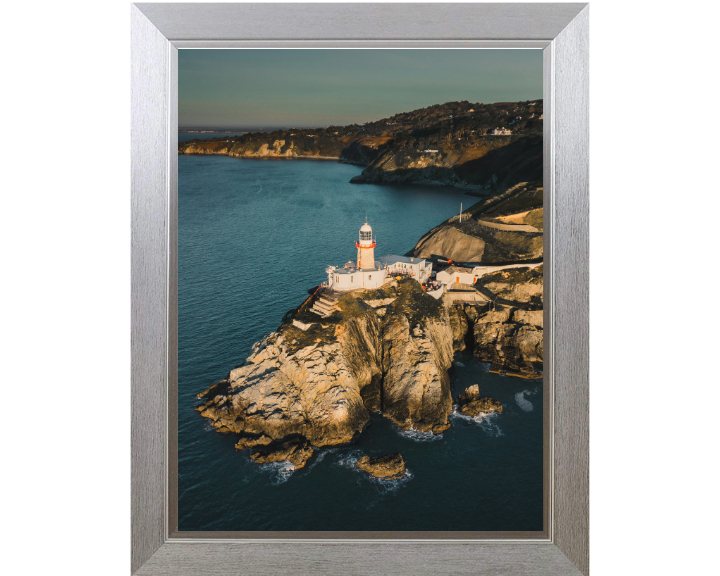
left=357, top=453, right=406, bottom=479
left=458, top=385, right=503, bottom=416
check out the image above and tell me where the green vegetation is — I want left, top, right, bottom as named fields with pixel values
left=179, top=100, right=544, bottom=191
left=359, top=278, right=444, bottom=328
left=467, top=181, right=543, bottom=219
left=279, top=279, right=445, bottom=356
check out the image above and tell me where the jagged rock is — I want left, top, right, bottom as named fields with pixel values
left=357, top=454, right=406, bottom=479
left=447, top=301, right=469, bottom=352
left=458, top=384, right=481, bottom=404
left=234, top=434, right=273, bottom=450
left=471, top=307, right=542, bottom=376
left=198, top=279, right=543, bottom=467
left=478, top=265, right=543, bottom=307
left=380, top=282, right=454, bottom=434
left=250, top=439, right=314, bottom=469
left=197, top=267, right=543, bottom=471
left=197, top=379, right=228, bottom=400
left=197, top=279, right=456, bottom=464
left=196, top=310, right=382, bottom=447
left=458, top=385, right=503, bottom=416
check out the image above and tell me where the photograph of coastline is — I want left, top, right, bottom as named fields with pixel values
left=178, top=49, right=544, bottom=532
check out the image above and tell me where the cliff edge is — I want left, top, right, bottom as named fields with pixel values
left=197, top=279, right=454, bottom=466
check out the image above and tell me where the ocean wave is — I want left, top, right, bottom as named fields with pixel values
left=306, top=447, right=338, bottom=471
left=368, top=468, right=414, bottom=494
left=397, top=428, right=444, bottom=442
left=258, top=460, right=296, bottom=485
left=335, top=449, right=364, bottom=470
left=451, top=406, right=504, bottom=437
left=453, top=360, right=465, bottom=368
left=515, top=390, right=534, bottom=412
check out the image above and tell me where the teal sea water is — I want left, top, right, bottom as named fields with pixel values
left=178, top=142, right=543, bottom=532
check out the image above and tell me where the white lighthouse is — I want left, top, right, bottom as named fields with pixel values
left=325, top=220, right=387, bottom=291
left=356, top=221, right=376, bottom=269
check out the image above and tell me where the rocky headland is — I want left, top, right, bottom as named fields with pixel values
left=197, top=279, right=455, bottom=466
left=179, top=100, right=542, bottom=192
left=192, top=122, right=545, bottom=468
left=197, top=268, right=542, bottom=466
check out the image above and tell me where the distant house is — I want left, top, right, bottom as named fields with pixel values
left=491, top=127, right=513, bottom=136
left=424, top=149, right=439, bottom=153
left=468, top=109, right=475, bottom=113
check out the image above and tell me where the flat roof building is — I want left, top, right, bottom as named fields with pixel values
left=380, top=255, right=432, bottom=283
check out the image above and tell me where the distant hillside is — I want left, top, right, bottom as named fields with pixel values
left=178, top=100, right=543, bottom=194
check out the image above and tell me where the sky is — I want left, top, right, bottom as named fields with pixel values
left=178, top=49, right=543, bottom=129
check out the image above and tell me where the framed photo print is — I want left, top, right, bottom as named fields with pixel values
left=131, top=3, right=588, bottom=574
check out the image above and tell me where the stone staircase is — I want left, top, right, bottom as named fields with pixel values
left=310, top=291, right=340, bottom=318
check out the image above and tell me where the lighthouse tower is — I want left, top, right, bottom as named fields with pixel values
left=356, top=221, right=376, bottom=269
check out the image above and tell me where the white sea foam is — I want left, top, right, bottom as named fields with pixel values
left=335, top=450, right=412, bottom=492
left=306, top=447, right=338, bottom=471
left=335, top=449, right=364, bottom=470
left=515, top=390, right=534, bottom=412
left=369, top=468, right=414, bottom=494
left=451, top=406, right=504, bottom=437
left=453, top=360, right=466, bottom=368
left=259, top=460, right=296, bottom=484
left=398, top=428, right=444, bottom=442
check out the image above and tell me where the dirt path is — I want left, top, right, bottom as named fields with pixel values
left=472, top=261, right=543, bottom=279
left=476, top=219, right=539, bottom=233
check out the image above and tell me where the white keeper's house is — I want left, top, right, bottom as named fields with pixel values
left=380, top=254, right=432, bottom=282
left=325, top=221, right=433, bottom=292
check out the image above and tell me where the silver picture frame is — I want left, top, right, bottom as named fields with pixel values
left=131, top=3, right=589, bottom=574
